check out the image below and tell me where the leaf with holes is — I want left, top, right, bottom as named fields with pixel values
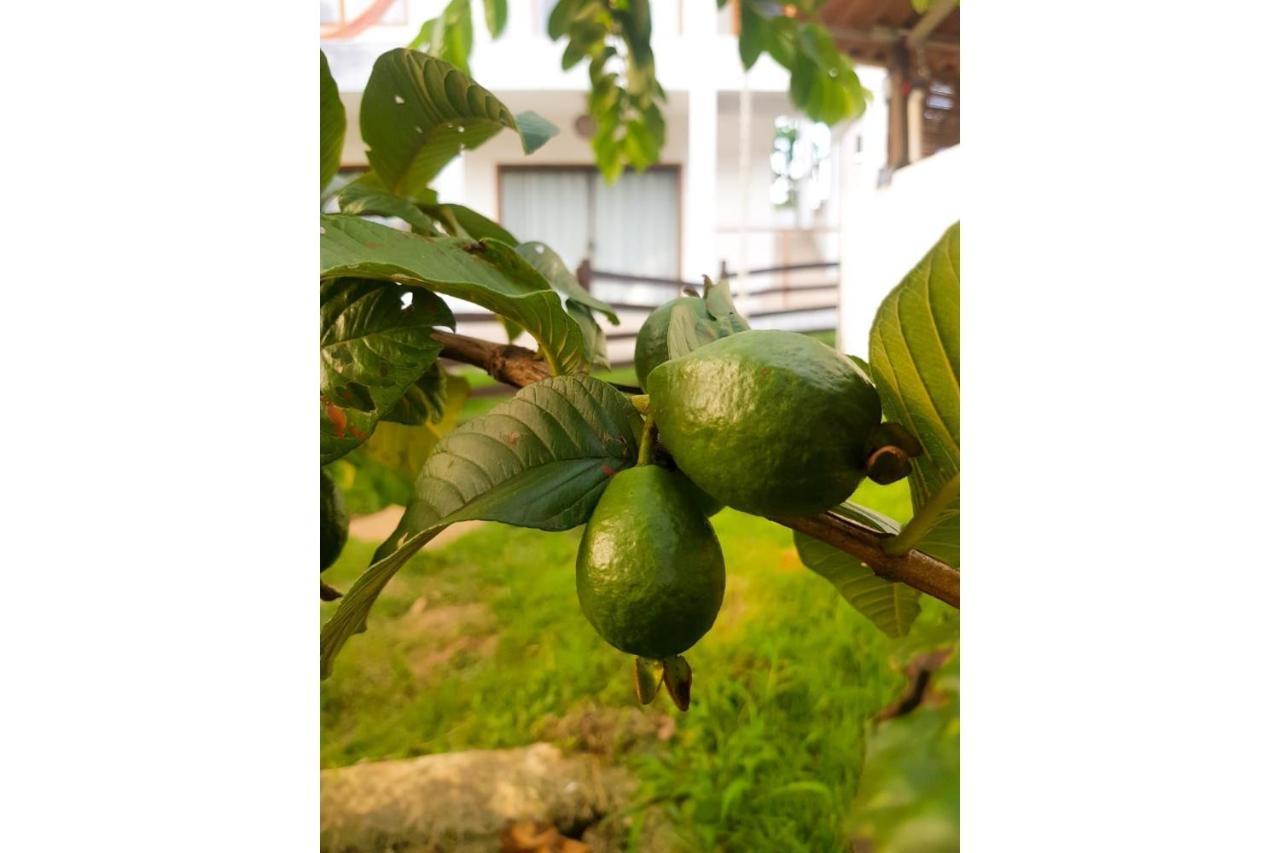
left=321, top=375, right=643, bottom=676
left=321, top=214, right=586, bottom=374
left=361, top=49, right=557, bottom=195
left=319, top=280, right=454, bottom=463
left=868, top=223, right=959, bottom=568
left=320, top=51, right=346, bottom=193
left=794, top=528, right=921, bottom=639
left=320, top=279, right=454, bottom=416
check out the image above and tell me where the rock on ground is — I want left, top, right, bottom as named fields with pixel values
left=321, top=743, right=631, bottom=853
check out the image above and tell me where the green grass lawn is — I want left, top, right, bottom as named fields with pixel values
left=321, top=473, right=957, bottom=851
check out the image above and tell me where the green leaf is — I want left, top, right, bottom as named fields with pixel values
left=828, top=500, right=902, bottom=536
left=335, top=173, right=440, bottom=235
left=516, top=242, right=619, bottom=324
left=663, top=280, right=750, bottom=362
left=320, top=278, right=454, bottom=415
left=320, top=51, right=346, bottom=193
left=738, top=1, right=766, bottom=69
left=793, top=530, right=922, bottom=638
left=362, top=369, right=471, bottom=480
left=547, top=0, right=582, bottom=39
left=361, top=49, right=557, bottom=195
left=703, top=278, right=749, bottom=331
left=321, top=214, right=586, bottom=374
left=868, top=223, right=959, bottom=568
left=432, top=203, right=518, bottom=245
left=321, top=375, right=643, bottom=676
left=319, top=279, right=455, bottom=463
left=321, top=399, right=377, bottom=465
left=567, top=300, right=610, bottom=370
left=441, top=1, right=475, bottom=74
left=483, top=0, right=508, bottom=37
left=409, top=0, right=473, bottom=74
left=514, top=111, right=559, bottom=153
left=380, top=362, right=450, bottom=426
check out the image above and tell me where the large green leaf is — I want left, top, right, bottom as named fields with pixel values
left=794, top=524, right=922, bottom=638
left=320, top=214, right=586, bottom=374
left=320, top=279, right=453, bottom=416
left=361, top=48, right=557, bottom=195
left=868, top=223, right=960, bottom=568
left=319, top=279, right=454, bottom=463
left=321, top=375, right=643, bottom=676
left=320, top=51, right=346, bottom=193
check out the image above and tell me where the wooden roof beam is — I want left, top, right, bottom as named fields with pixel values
left=906, top=0, right=960, bottom=49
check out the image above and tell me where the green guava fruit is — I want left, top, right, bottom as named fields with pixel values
left=647, top=329, right=882, bottom=517
left=633, top=296, right=708, bottom=390
left=320, top=469, right=349, bottom=572
left=576, top=465, right=726, bottom=658
left=666, top=464, right=723, bottom=518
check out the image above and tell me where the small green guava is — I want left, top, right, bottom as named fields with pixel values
left=576, top=466, right=725, bottom=659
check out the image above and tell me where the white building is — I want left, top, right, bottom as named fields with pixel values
left=322, top=0, right=958, bottom=360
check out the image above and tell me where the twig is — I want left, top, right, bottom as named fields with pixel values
left=873, top=648, right=953, bottom=722
left=433, top=329, right=553, bottom=388
left=431, top=331, right=960, bottom=608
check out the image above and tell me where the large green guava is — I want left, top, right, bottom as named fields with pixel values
left=647, top=329, right=882, bottom=517
left=576, top=465, right=726, bottom=658
left=320, top=469, right=349, bottom=572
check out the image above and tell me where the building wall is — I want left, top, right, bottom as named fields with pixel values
left=324, top=0, right=856, bottom=340
left=836, top=65, right=961, bottom=355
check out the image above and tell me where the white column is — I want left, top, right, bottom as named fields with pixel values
left=837, top=66, right=888, bottom=355
left=735, top=79, right=752, bottom=316
left=681, top=0, right=718, bottom=282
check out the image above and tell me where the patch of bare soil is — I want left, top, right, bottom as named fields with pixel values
left=398, top=600, right=499, bottom=680
left=348, top=506, right=484, bottom=546
left=535, top=703, right=677, bottom=757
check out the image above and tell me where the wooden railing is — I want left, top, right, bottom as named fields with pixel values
left=450, top=258, right=840, bottom=384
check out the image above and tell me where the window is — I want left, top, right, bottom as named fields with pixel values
left=499, top=166, right=681, bottom=297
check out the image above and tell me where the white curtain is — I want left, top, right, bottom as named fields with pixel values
left=500, top=168, right=680, bottom=304
left=592, top=170, right=679, bottom=279
left=499, top=171, right=592, bottom=272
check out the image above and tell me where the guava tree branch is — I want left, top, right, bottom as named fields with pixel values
left=431, top=330, right=961, bottom=608
left=773, top=513, right=959, bottom=607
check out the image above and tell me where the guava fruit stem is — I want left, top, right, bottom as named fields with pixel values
left=637, top=415, right=658, bottom=466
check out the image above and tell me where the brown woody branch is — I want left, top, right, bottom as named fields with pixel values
left=432, top=330, right=960, bottom=608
